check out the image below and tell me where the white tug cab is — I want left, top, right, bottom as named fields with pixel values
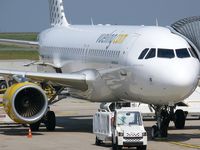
left=93, top=103, right=147, bottom=150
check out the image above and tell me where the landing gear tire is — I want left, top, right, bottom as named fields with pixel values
left=44, top=111, right=56, bottom=131
left=30, top=120, right=41, bottom=131
left=160, top=110, right=169, bottom=137
left=112, top=144, right=122, bottom=150
left=112, top=137, right=116, bottom=150
left=151, top=107, right=170, bottom=139
left=137, top=145, right=147, bottom=150
left=112, top=143, right=117, bottom=150
left=112, top=137, right=121, bottom=150
left=174, top=109, right=185, bottom=129
left=160, top=126, right=168, bottom=137
left=151, top=125, right=158, bottom=139
left=117, top=146, right=122, bottom=150
left=95, top=137, right=103, bottom=146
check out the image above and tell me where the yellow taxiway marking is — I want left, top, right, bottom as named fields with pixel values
left=170, top=141, right=200, bottom=149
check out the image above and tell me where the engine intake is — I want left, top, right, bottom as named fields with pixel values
left=3, top=82, right=48, bottom=124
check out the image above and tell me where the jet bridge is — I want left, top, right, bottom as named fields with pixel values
left=169, top=16, right=200, bottom=59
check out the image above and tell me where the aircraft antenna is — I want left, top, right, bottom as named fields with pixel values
left=156, top=18, right=159, bottom=26
left=91, top=18, right=94, bottom=26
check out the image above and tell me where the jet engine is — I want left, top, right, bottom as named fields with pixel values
left=3, top=82, right=48, bottom=124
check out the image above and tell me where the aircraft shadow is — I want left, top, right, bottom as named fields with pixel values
left=0, top=115, right=93, bottom=136
left=0, top=125, right=43, bottom=136
left=168, top=125, right=200, bottom=130
left=0, top=115, right=200, bottom=142
left=145, top=125, right=200, bottom=142
left=39, top=115, right=93, bottom=133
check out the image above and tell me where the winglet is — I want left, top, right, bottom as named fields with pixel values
left=48, top=0, right=69, bottom=27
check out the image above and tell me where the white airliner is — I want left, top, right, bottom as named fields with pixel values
left=0, top=0, right=199, bottom=139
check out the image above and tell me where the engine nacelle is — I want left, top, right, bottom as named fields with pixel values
left=3, top=82, right=48, bottom=124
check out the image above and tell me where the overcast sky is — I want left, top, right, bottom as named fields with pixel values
left=0, top=0, right=200, bottom=32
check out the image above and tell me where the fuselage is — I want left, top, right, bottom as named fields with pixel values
left=38, top=25, right=200, bottom=105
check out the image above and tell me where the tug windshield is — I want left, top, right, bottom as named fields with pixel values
left=117, top=111, right=142, bottom=126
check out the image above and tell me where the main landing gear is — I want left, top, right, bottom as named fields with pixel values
left=29, top=84, right=67, bottom=131
left=151, top=106, right=186, bottom=139
left=30, top=110, right=56, bottom=131
left=174, top=109, right=186, bottom=129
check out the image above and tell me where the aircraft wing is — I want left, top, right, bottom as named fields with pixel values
left=0, top=39, right=39, bottom=46
left=0, top=69, right=88, bottom=91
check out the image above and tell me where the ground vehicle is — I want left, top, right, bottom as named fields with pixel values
left=0, top=78, right=14, bottom=94
left=93, top=106, right=147, bottom=150
left=0, top=77, right=7, bottom=91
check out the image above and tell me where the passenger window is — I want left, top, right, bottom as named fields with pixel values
left=138, top=48, right=149, bottom=59
left=145, top=48, right=156, bottom=59
left=158, top=49, right=175, bottom=58
left=176, top=48, right=190, bottom=58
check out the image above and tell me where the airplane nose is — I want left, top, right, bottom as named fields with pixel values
left=171, top=69, right=197, bottom=90
left=166, top=59, right=199, bottom=98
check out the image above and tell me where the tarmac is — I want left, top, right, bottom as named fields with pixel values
left=0, top=98, right=200, bottom=150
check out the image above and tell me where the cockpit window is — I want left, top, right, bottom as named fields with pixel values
left=188, top=48, right=197, bottom=58
left=157, top=49, right=175, bottom=58
left=176, top=48, right=190, bottom=58
left=145, top=48, right=156, bottom=59
left=138, top=48, right=149, bottom=59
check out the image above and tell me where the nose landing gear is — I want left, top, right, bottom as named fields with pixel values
left=151, top=106, right=170, bottom=139
left=151, top=105, right=186, bottom=139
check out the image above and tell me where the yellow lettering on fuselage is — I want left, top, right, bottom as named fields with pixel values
left=112, top=34, right=128, bottom=44
left=96, top=34, right=128, bottom=44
